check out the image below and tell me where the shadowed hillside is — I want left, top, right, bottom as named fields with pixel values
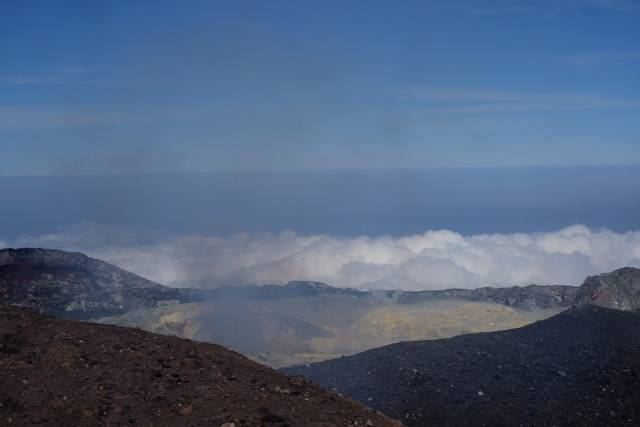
left=284, top=305, right=640, bottom=426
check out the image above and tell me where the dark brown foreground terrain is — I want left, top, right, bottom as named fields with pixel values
left=0, top=305, right=400, bottom=427
left=286, top=305, right=640, bottom=426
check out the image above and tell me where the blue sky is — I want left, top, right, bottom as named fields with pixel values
left=1, top=1, right=640, bottom=288
left=1, top=0, right=640, bottom=175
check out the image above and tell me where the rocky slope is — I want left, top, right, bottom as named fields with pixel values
left=575, top=267, right=640, bottom=310
left=0, top=305, right=400, bottom=427
left=0, top=248, right=207, bottom=319
left=284, top=305, right=640, bottom=426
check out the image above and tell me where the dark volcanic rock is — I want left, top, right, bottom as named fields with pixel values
left=284, top=305, right=640, bottom=426
left=397, top=267, right=640, bottom=311
left=208, top=280, right=365, bottom=301
left=575, top=267, right=640, bottom=310
left=0, top=305, right=400, bottom=427
left=0, top=248, right=206, bottom=319
left=397, top=284, right=579, bottom=310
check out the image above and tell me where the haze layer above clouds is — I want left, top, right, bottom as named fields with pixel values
left=5, top=224, right=639, bottom=291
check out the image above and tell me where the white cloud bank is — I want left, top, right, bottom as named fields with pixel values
left=5, top=224, right=640, bottom=290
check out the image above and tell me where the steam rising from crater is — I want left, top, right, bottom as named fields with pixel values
left=6, top=224, right=640, bottom=290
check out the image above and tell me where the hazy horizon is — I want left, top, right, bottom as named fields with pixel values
left=2, top=166, right=639, bottom=290
left=2, top=165, right=639, bottom=237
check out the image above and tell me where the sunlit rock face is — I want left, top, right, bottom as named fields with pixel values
left=575, top=267, right=640, bottom=310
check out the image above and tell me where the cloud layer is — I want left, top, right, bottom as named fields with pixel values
left=5, top=224, right=640, bottom=290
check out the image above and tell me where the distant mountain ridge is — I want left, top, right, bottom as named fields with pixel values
left=206, top=280, right=364, bottom=300
left=210, top=267, right=639, bottom=312
left=396, top=283, right=578, bottom=309
left=195, top=268, right=640, bottom=312
left=3, top=248, right=639, bottom=315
